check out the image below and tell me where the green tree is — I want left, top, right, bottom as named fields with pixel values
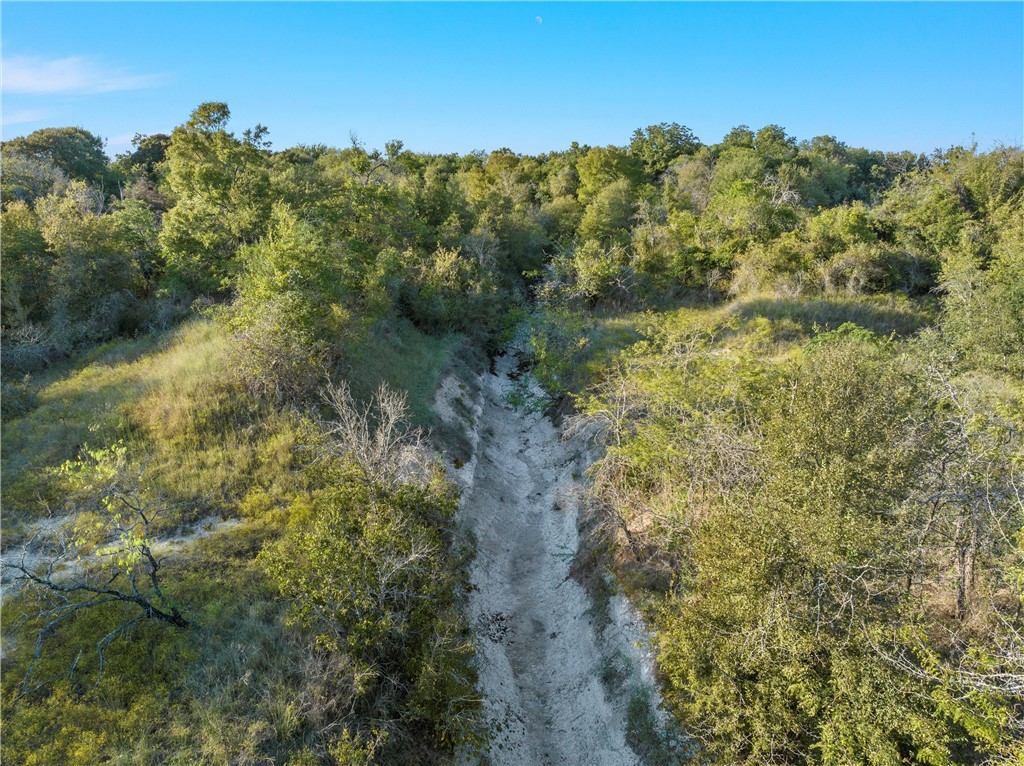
left=540, top=153, right=581, bottom=200
left=709, top=147, right=767, bottom=197
left=629, top=122, right=701, bottom=176
left=940, top=243, right=1024, bottom=375
left=648, top=340, right=959, bottom=763
left=538, top=195, right=584, bottom=246
left=567, top=239, right=632, bottom=305
left=36, top=181, right=146, bottom=342
left=664, top=147, right=716, bottom=213
left=159, top=102, right=272, bottom=292
left=262, top=386, right=480, bottom=753
left=401, top=245, right=501, bottom=336
left=578, top=177, right=636, bottom=245
left=753, top=124, right=797, bottom=168
left=1, top=150, right=67, bottom=206
left=702, top=179, right=797, bottom=249
left=3, top=127, right=110, bottom=186
left=228, top=203, right=344, bottom=401
left=0, top=201, right=51, bottom=328
left=576, top=146, right=644, bottom=204
left=795, top=135, right=856, bottom=206
left=720, top=125, right=755, bottom=150
left=111, top=132, right=171, bottom=192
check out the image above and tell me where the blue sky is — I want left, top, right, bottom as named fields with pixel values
left=3, top=2, right=1022, bottom=157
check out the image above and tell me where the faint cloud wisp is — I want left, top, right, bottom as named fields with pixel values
left=3, top=55, right=165, bottom=95
left=1, top=109, right=49, bottom=127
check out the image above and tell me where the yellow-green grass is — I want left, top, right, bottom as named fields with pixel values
left=3, top=316, right=463, bottom=537
left=554, top=293, right=933, bottom=397
left=728, top=292, right=936, bottom=339
left=3, top=322, right=226, bottom=517
left=1, top=321, right=305, bottom=539
left=0, top=522, right=300, bottom=766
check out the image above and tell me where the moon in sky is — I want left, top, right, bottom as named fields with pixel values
left=536, top=16, right=543, bottom=24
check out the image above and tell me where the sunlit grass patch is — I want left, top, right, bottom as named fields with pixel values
left=729, top=292, right=935, bottom=339
left=2, top=321, right=241, bottom=524
left=3, top=339, right=165, bottom=519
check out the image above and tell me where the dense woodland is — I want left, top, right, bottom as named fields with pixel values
left=1, top=104, right=1022, bottom=764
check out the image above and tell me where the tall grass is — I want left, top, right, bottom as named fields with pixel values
left=342, top=318, right=461, bottom=427
left=730, top=292, right=936, bottom=338
left=2, top=312, right=472, bottom=764
left=3, top=315, right=466, bottom=532
left=3, top=323, right=224, bottom=520
left=2, top=320, right=299, bottom=532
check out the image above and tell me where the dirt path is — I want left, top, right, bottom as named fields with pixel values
left=437, top=351, right=664, bottom=765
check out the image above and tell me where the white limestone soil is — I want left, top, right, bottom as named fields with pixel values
left=437, top=352, right=661, bottom=766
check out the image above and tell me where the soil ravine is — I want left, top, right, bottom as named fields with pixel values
left=437, top=351, right=661, bottom=765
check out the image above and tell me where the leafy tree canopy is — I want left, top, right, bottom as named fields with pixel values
left=3, top=127, right=110, bottom=185
left=629, top=122, right=702, bottom=176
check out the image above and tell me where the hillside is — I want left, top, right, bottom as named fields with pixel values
left=1, top=109, right=1022, bottom=765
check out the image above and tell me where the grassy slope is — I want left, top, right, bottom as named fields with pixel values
left=1, top=316, right=464, bottom=765
left=546, top=292, right=935, bottom=402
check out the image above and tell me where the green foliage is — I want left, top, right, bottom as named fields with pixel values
left=1, top=309, right=477, bottom=763
left=35, top=181, right=148, bottom=343
left=664, top=147, right=717, bottom=212
left=653, top=345, right=935, bottom=757
left=629, top=122, right=701, bottom=176
left=538, top=194, right=584, bottom=245
left=709, top=147, right=768, bottom=197
left=940, top=236, right=1024, bottom=376
left=754, top=124, right=798, bottom=167
left=807, top=203, right=877, bottom=257
left=1, top=321, right=244, bottom=526
left=624, top=687, right=690, bottom=765
left=526, top=286, right=591, bottom=397
left=399, top=245, right=501, bottom=336
left=160, top=102, right=272, bottom=291
left=703, top=179, right=797, bottom=246
left=803, top=321, right=882, bottom=351
left=576, top=145, right=645, bottom=204
left=341, top=318, right=463, bottom=427
left=579, top=178, right=637, bottom=245
left=571, top=240, right=633, bottom=302
left=1, top=619, right=194, bottom=766
left=262, top=460, right=481, bottom=757
left=3, top=127, right=110, bottom=185
left=228, top=203, right=347, bottom=401
left=1, top=149, right=67, bottom=205
left=4, top=104, right=1022, bottom=765
left=565, top=289, right=1021, bottom=763
left=0, top=200, right=51, bottom=329
left=112, top=132, right=171, bottom=185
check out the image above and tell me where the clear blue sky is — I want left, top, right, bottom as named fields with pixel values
left=3, top=2, right=1022, bottom=157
